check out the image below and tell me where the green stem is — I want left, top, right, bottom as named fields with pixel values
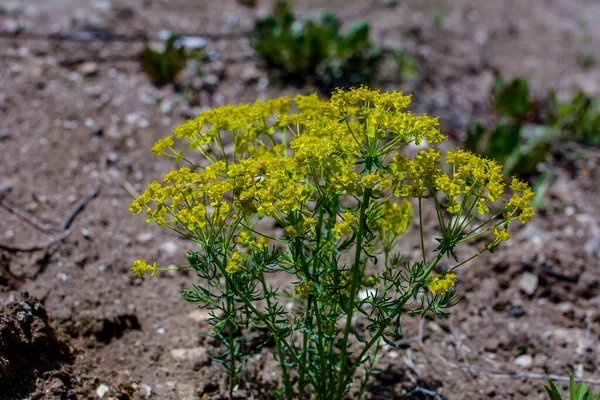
left=226, top=280, right=236, bottom=398
left=295, top=236, right=311, bottom=397
left=260, top=275, right=293, bottom=400
left=418, top=197, right=427, bottom=265
left=274, top=339, right=293, bottom=400
left=335, top=176, right=372, bottom=399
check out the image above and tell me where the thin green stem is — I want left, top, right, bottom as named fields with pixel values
left=335, top=173, right=373, bottom=399
left=418, top=197, right=427, bottom=265
left=274, top=339, right=293, bottom=400
left=226, top=280, right=236, bottom=399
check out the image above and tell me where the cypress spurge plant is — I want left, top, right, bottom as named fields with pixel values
left=130, top=87, right=534, bottom=399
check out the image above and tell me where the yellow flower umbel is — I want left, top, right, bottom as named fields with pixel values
left=374, top=199, right=413, bottom=251
left=492, top=227, right=510, bottom=244
left=131, top=260, right=157, bottom=278
left=427, top=273, right=457, bottom=295
left=295, top=281, right=316, bottom=298
left=226, top=251, right=242, bottom=274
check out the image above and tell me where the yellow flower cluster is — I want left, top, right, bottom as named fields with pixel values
left=132, top=87, right=449, bottom=235
left=427, top=273, right=457, bottom=295
left=295, top=280, right=316, bottom=298
left=391, top=148, right=441, bottom=197
left=492, top=227, right=510, bottom=243
left=130, top=86, right=533, bottom=281
left=131, top=259, right=157, bottom=278
left=226, top=251, right=242, bottom=274
left=333, top=211, right=359, bottom=237
left=508, top=178, right=535, bottom=223
left=151, top=136, right=174, bottom=156
left=375, top=199, right=413, bottom=249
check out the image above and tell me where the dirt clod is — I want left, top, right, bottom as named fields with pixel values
left=0, top=294, right=72, bottom=398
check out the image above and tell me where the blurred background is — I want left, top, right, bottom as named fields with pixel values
left=0, top=0, right=599, bottom=399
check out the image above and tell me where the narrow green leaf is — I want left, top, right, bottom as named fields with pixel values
left=353, top=329, right=367, bottom=344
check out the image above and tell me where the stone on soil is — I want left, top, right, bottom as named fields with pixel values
left=519, top=272, right=538, bottom=295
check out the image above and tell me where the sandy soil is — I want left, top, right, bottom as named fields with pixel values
left=1, top=0, right=599, bottom=399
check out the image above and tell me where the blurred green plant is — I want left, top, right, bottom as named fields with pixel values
left=238, top=0, right=257, bottom=7
left=140, top=33, right=190, bottom=86
left=432, top=10, right=449, bottom=29
left=577, top=53, right=596, bottom=70
left=463, top=76, right=548, bottom=179
left=545, top=375, right=600, bottom=400
left=392, top=48, right=419, bottom=84
left=252, top=1, right=381, bottom=90
left=547, top=90, right=600, bottom=146
left=464, top=75, right=600, bottom=180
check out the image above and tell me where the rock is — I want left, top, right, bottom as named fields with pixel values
left=53, top=307, right=73, bottom=321
left=139, top=383, right=152, bottom=398
left=96, top=383, right=110, bottom=398
left=170, top=346, right=208, bottom=362
left=159, top=99, right=174, bottom=114
left=48, top=376, right=66, bottom=390
left=519, top=272, right=538, bottom=296
left=78, top=62, right=99, bottom=77
left=514, top=354, right=533, bottom=368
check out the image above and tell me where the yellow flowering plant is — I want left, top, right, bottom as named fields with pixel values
left=129, top=87, right=533, bottom=399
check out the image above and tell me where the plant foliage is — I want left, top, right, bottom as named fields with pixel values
left=140, top=33, right=189, bottom=86
left=130, top=87, right=533, bottom=399
left=464, top=75, right=600, bottom=180
left=545, top=375, right=600, bottom=400
left=252, top=1, right=381, bottom=90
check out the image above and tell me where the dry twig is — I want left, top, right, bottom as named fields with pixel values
left=0, top=200, right=55, bottom=232
left=59, top=187, right=100, bottom=230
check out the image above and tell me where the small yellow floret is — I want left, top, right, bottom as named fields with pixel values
left=427, top=273, right=457, bottom=295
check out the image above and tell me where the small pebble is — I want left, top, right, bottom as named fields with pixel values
left=514, top=354, right=533, bottom=368
left=96, top=383, right=110, bottom=398
left=518, top=272, right=538, bottom=296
